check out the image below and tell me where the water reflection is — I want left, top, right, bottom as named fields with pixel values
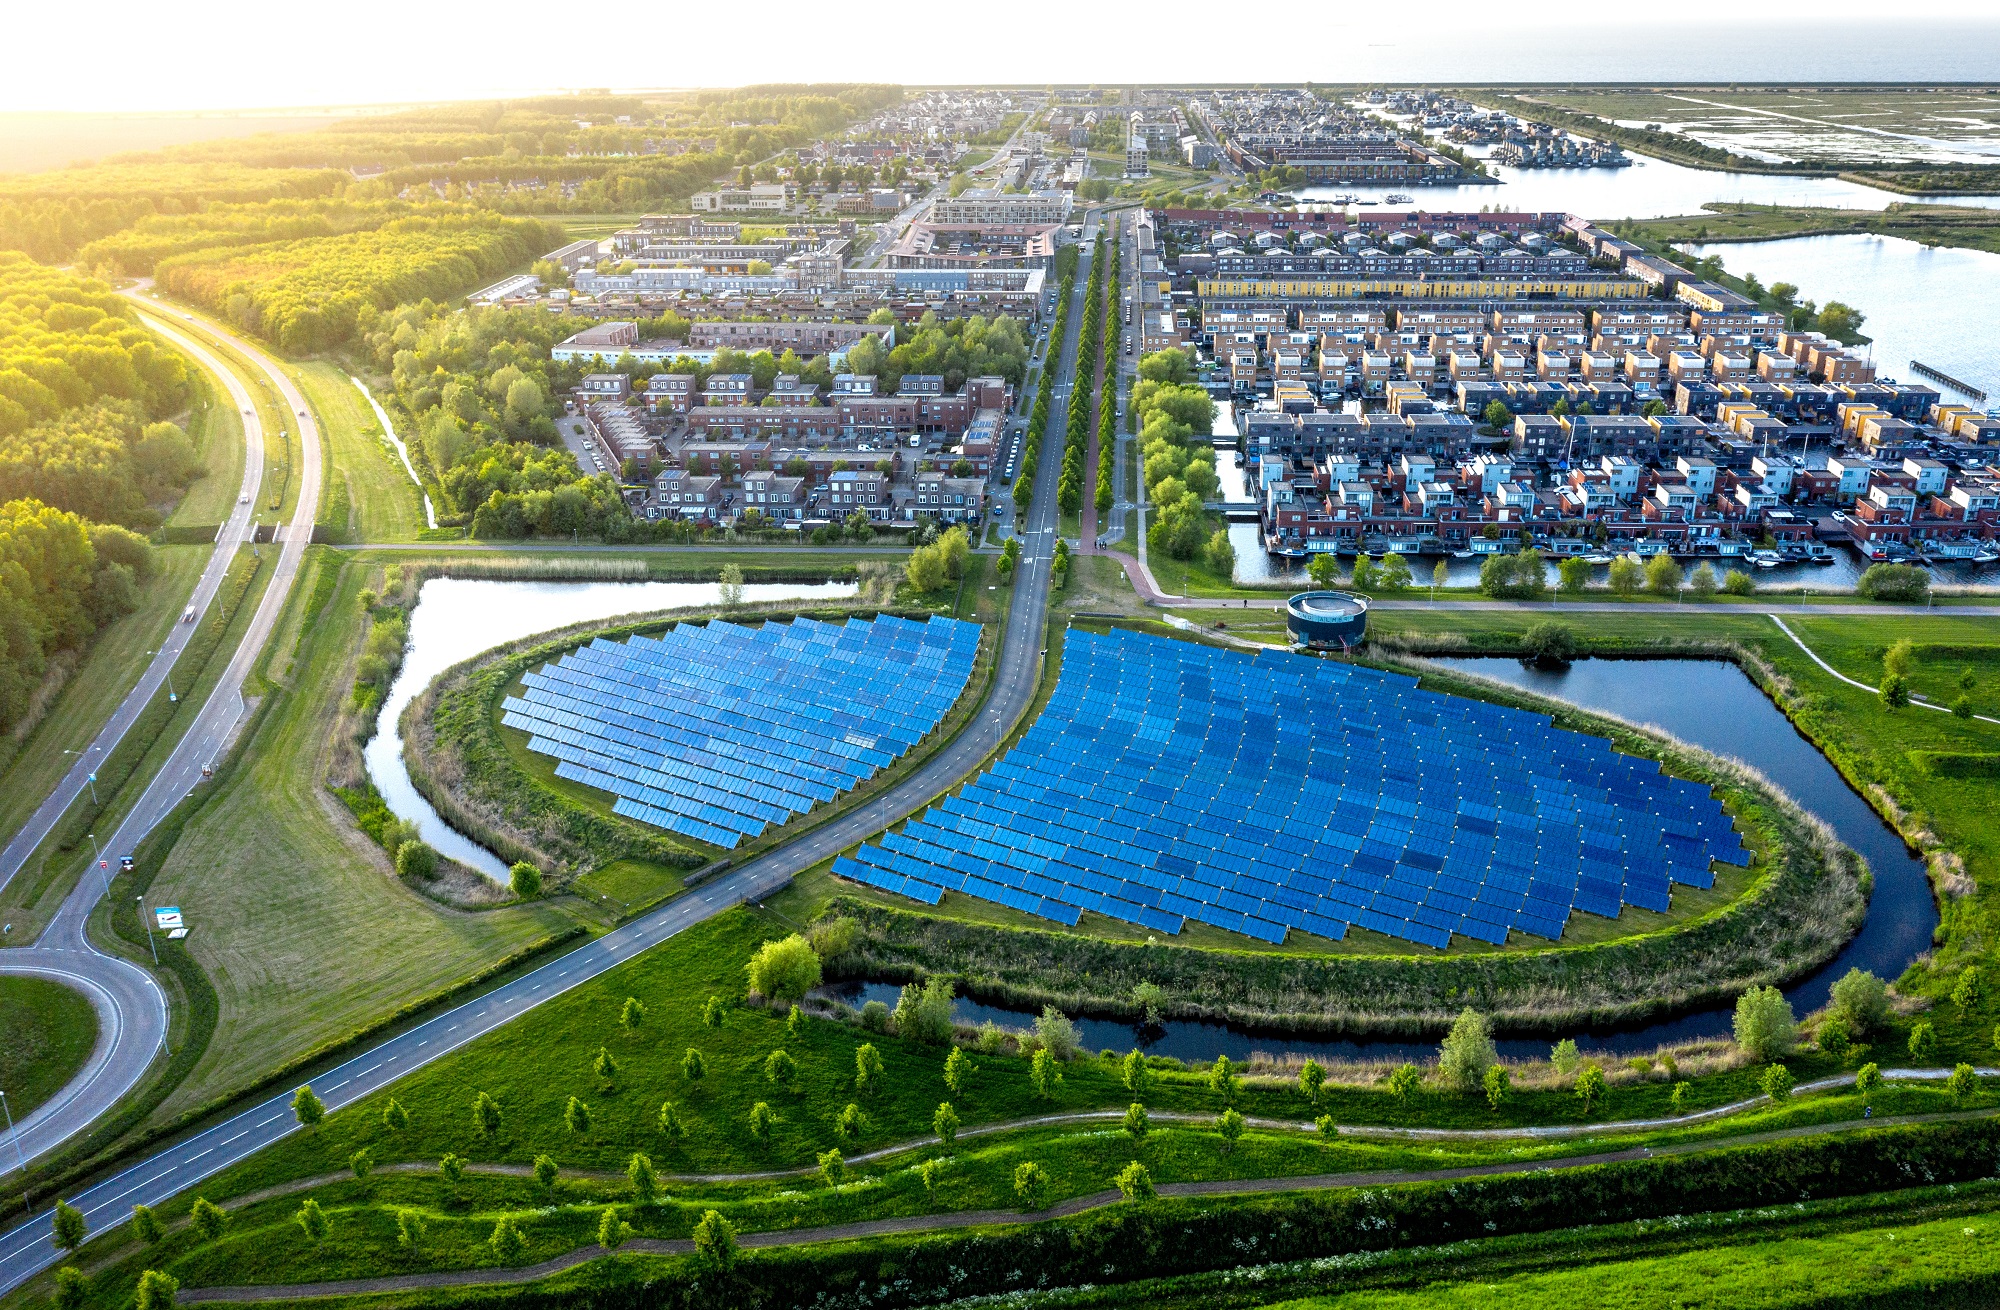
left=364, top=578, right=855, bottom=878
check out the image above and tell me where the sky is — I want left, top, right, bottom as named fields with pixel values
left=8, top=3, right=2000, bottom=113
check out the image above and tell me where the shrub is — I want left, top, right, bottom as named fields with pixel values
left=1216, top=1107, right=1246, bottom=1153
left=1761, top=1063, right=1794, bottom=1101
left=1818, top=1013, right=1852, bottom=1059
left=747, top=933, right=823, bottom=1001
left=1207, top=1053, right=1240, bottom=1101
left=1880, top=673, right=1911, bottom=710
left=1014, top=1161, right=1050, bottom=1210
left=291, top=1085, right=326, bottom=1127
left=1036, top=1005, right=1082, bottom=1060
left=1954, top=966, right=1982, bottom=1010
left=692, top=1209, right=737, bottom=1271
left=533, top=1153, right=558, bottom=1190
left=894, top=976, right=957, bottom=1044
left=1575, top=1064, right=1607, bottom=1113
left=1948, top=1063, right=1979, bottom=1102
left=860, top=1000, right=891, bottom=1033
left=1721, top=569, right=1756, bottom=596
left=1478, top=549, right=1548, bottom=600
left=563, top=1096, right=592, bottom=1134
left=1550, top=1038, right=1581, bottom=1074
left=349, top=1147, right=373, bottom=1180
left=53, top=1267, right=88, bottom=1310
left=748, top=1101, right=776, bottom=1141
left=1031, top=1047, right=1063, bottom=1100
left=837, top=1102, right=868, bottom=1141
left=189, top=1197, right=227, bottom=1242
left=933, top=1101, right=960, bottom=1144
left=1438, top=1008, right=1497, bottom=1093
left=1734, top=985, right=1797, bottom=1062
left=131, top=1203, right=162, bottom=1245
left=1911, top=1021, right=1939, bottom=1062
left=855, top=1043, right=884, bottom=1093
left=134, top=1271, right=178, bottom=1310
left=1299, top=1058, right=1326, bottom=1103
left=593, top=1047, right=620, bottom=1086
left=620, top=996, right=645, bottom=1030
left=1387, top=1063, right=1423, bottom=1101
left=508, top=859, right=541, bottom=898
left=396, top=1209, right=425, bottom=1250
left=944, top=1045, right=972, bottom=1096
left=598, top=1207, right=633, bottom=1250
left=1856, top=563, right=1929, bottom=602
left=1131, top=980, right=1166, bottom=1025
left=1856, top=1062, right=1883, bottom=1100
left=1483, top=1064, right=1510, bottom=1110
left=489, top=1214, right=526, bottom=1261
left=1670, top=1081, right=1691, bottom=1116
left=701, top=994, right=727, bottom=1028
left=1831, top=968, right=1890, bottom=1035
left=1115, top=1161, right=1155, bottom=1201
left=439, top=1154, right=466, bottom=1187
left=1521, top=621, right=1579, bottom=665
left=1124, top=1102, right=1150, bottom=1141
left=657, top=1100, right=686, bottom=1142
left=396, top=840, right=438, bottom=880
left=382, top=1098, right=411, bottom=1132
left=473, top=1090, right=502, bottom=1136
left=681, top=1048, right=706, bottom=1083
left=818, top=1148, right=846, bottom=1187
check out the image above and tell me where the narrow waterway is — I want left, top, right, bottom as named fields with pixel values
left=364, top=578, right=855, bottom=878
left=831, top=657, right=1936, bottom=1064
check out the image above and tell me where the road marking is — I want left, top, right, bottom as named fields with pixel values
left=184, top=1148, right=211, bottom=1162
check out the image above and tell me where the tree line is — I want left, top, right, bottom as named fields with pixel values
left=0, top=497, right=155, bottom=732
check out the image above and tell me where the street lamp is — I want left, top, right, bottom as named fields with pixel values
left=139, top=896, right=159, bottom=964
left=0, top=1089, right=25, bottom=1173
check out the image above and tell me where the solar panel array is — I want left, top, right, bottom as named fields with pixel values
left=837, top=628, right=1746, bottom=950
left=502, top=615, right=980, bottom=850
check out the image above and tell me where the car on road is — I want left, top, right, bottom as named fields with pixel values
left=181, top=605, right=196, bottom=623
left=119, top=856, right=136, bottom=873
left=238, top=493, right=249, bottom=504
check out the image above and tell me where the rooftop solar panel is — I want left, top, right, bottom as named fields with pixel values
left=838, top=629, right=1746, bottom=949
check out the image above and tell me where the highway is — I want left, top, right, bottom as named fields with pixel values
left=0, top=308, right=324, bottom=1195
left=0, top=221, right=1096, bottom=1297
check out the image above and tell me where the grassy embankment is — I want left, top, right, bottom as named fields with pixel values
left=0, top=976, right=98, bottom=1122
left=1624, top=201, right=2000, bottom=258
left=292, top=361, right=426, bottom=544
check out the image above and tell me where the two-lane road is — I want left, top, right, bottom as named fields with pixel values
left=0, top=227, right=1092, bottom=1297
left=0, top=306, right=323, bottom=1187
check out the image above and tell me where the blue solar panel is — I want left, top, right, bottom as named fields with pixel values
left=839, top=629, right=1747, bottom=949
left=506, top=616, right=979, bottom=850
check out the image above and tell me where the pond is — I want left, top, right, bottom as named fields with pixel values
left=829, top=657, right=1936, bottom=1064
left=363, top=578, right=856, bottom=879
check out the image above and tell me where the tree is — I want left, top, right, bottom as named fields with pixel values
left=1376, top=551, right=1413, bottom=592
left=702, top=995, right=727, bottom=1028
left=1884, top=638, right=1916, bottom=680
left=1115, top=1160, right=1156, bottom=1202
left=534, top=1153, right=559, bottom=1191
left=628, top=1152, right=659, bottom=1203
left=748, top=1100, right=776, bottom=1141
left=1208, top=1053, right=1240, bottom=1101
left=944, top=1046, right=972, bottom=1096
left=1351, top=553, right=1377, bottom=590
left=1734, top=986, right=1797, bottom=1062
left=1956, top=966, right=1984, bottom=1010
left=1478, top=549, right=1547, bottom=601
left=893, top=976, right=957, bottom=1045
left=51, top=1199, right=86, bottom=1253
left=598, top=1206, right=633, bottom=1250
left=1031, top=1047, right=1063, bottom=1100
left=906, top=542, right=947, bottom=591
left=692, top=1209, right=738, bottom=1271
left=1550, top=1038, right=1581, bottom=1074
left=1670, top=1081, right=1691, bottom=1116
left=1948, top=1062, right=1979, bottom=1103
left=1645, top=553, right=1682, bottom=595
left=744, top=933, right=821, bottom=1002
left=787, top=1004, right=805, bottom=1041
left=718, top=562, right=745, bottom=606
left=53, top=1266, right=88, bottom=1310
left=132, top=1203, right=163, bottom=1245
left=440, top=1154, right=466, bottom=1188
left=1575, top=1064, right=1607, bottom=1114
left=1036, top=1006, right=1082, bottom=1060
left=1831, top=968, right=1890, bottom=1035
left=818, top=1148, right=846, bottom=1187
left=1910, top=1021, right=1939, bottom=1063
left=474, top=1090, right=502, bottom=1137
left=837, top=1101, right=868, bottom=1141
left=1607, top=553, right=1643, bottom=596
left=1954, top=695, right=1976, bottom=719
left=1433, top=558, right=1449, bottom=595
left=1484, top=1064, right=1510, bottom=1110
left=1123, top=1049, right=1153, bottom=1098
left=918, top=1157, right=944, bottom=1200
left=1880, top=674, right=1911, bottom=711
left=1308, top=553, right=1339, bottom=588
left=1761, top=1063, right=1795, bottom=1101
left=620, top=996, right=646, bottom=1031
left=1299, top=1058, right=1326, bottom=1103
left=855, top=1043, right=885, bottom=1093
left=189, top=1196, right=227, bottom=1241
left=396, top=1207, right=426, bottom=1250
left=134, top=1271, right=179, bottom=1310
left=350, top=1147, right=374, bottom=1180
left=565, top=1095, right=593, bottom=1135
left=1204, top=528, right=1237, bottom=577
left=1722, top=569, right=1756, bottom=596
left=1558, top=556, right=1591, bottom=595
left=1856, top=563, right=1928, bottom=603
left=1522, top=620, right=1579, bottom=665
left=594, top=1047, right=621, bottom=1087
left=933, top=1101, right=961, bottom=1144
left=295, top=1197, right=330, bottom=1243
left=1819, top=1013, right=1852, bottom=1060
left=1687, top=562, right=1718, bottom=598
left=292, top=1084, right=326, bottom=1127
left=1216, top=1107, right=1246, bottom=1153
left=1388, top=1063, right=1423, bottom=1102
left=490, top=1214, right=527, bottom=1261
left=1439, top=1008, right=1497, bottom=1094
left=383, top=1098, right=411, bottom=1132
left=1124, top=1101, right=1151, bottom=1141
left=1483, top=399, right=1513, bottom=430
left=1856, top=1061, right=1883, bottom=1103
left=1014, top=1161, right=1050, bottom=1210
left=764, top=1048, right=797, bottom=1089
left=682, top=1047, right=707, bottom=1084
left=658, top=1100, right=686, bottom=1142
left=509, top=860, right=542, bottom=898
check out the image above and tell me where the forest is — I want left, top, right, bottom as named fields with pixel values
left=153, top=213, right=560, bottom=352
left=75, top=198, right=422, bottom=276
left=0, top=498, right=156, bottom=733
left=842, top=312, right=1031, bottom=392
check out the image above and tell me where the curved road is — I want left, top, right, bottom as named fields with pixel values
left=0, top=229, right=1098, bottom=1294
left=0, top=309, right=323, bottom=1188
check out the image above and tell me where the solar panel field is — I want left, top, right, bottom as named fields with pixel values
left=839, top=629, right=1747, bottom=950
left=502, top=615, right=981, bottom=849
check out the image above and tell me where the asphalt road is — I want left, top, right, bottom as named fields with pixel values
left=0, top=307, right=323, bottom=1195
left=0, top=218, right=1092, bottom=1296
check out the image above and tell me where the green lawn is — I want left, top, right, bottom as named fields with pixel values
left=142, top=551, right=575, bottom=1125
left=295, top=362, right=425, bottom=544
left=0, top=545, right=206, bottom=849
left=0, top=976, right=98, bottom=1122
left=161, top=374, right=246, bottom=529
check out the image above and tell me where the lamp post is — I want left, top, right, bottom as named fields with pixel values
left=139, top=895, right=159, bottom=965
left=87, top=831, right=109, bottom=897
left=0, top=1089, right=24, bottom=1173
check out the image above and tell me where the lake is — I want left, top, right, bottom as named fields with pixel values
left=831, top=656, right=1936, bottom=1064
left=364, top=578, right=855, bottom=878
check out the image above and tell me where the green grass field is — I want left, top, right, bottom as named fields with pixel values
left=161, top=378, right=247, bottom=529
left=142, top=550, right=574, bottom=1125
left=0, top=976, right=98, bottom=1122
left=294, top=362, right=426, bottom=543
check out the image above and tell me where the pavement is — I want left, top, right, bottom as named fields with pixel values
left=0, top=218, right=1089, bottom=1297
left=0, top=306, right=323, bottom=1182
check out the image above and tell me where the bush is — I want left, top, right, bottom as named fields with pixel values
left=1484, top=1064, right=1510, bottom=1110
left=1831, top=968, right=1890, bottom=1034
left=1036, top=1005, right=1082, bottom=1060
left=1856, top=563, right=1929, bottom=603
left=1734, top=985, right=1797, bottom=1062
left=1014, top=1160, right=1050, bottom=1209
left=692, top=1209, right=737, bottom=1271
left=1818, top=1013, right=1851, bottom=1059
left=1031, top=1047, right=1063, bottom=1099
left=1521, top=621, right=1579, bottom=665
left=1438, top=1008, right=1497, bottom=1093
left=746, top=934, right=822, bottom=1002
left=860, top=999, right=891, bottom=1033
left=1910, top=1021, right=1939, bottom=1062
left=509, top=860, right=542, bottom=898
left=1644, top=553, right=1683, bottom=595
left=1721, top=569, right=1756, bottom=596
left=1550, top=1038, right=1581, bottom=1074
left=395, top=840, right=438, bottom=880
left=1761, top=1062, right=1794, bottom=1101
left=1115, top=1160, right=1155, bottom=1201
left=133, top=1271, right=178, bottom=1310
left=1880, top=674, right=1911, bottom=710
left=933, top=1100, right=960, bottom=1144
left=893, top=976, right=956, bottom=1044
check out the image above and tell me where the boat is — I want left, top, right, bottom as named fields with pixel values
left=1975, top=544, right=2000, bottom=564
left=1751, top=551, right=1784, bottom=569
left=1581, top=553, right=1613, bottom=565
left=1452, top=548, right=1475, bottom=559
left=1385, top=193, right=1413, bottom=204
left=1333, top=193, right=1359, bottom=205
left=1806, top=542, right=1837, bottom=564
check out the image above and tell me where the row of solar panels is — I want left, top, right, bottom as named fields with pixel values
left=510, top=616, right=981, bottom=850
left=835, top=629, right=1747, bottom=950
